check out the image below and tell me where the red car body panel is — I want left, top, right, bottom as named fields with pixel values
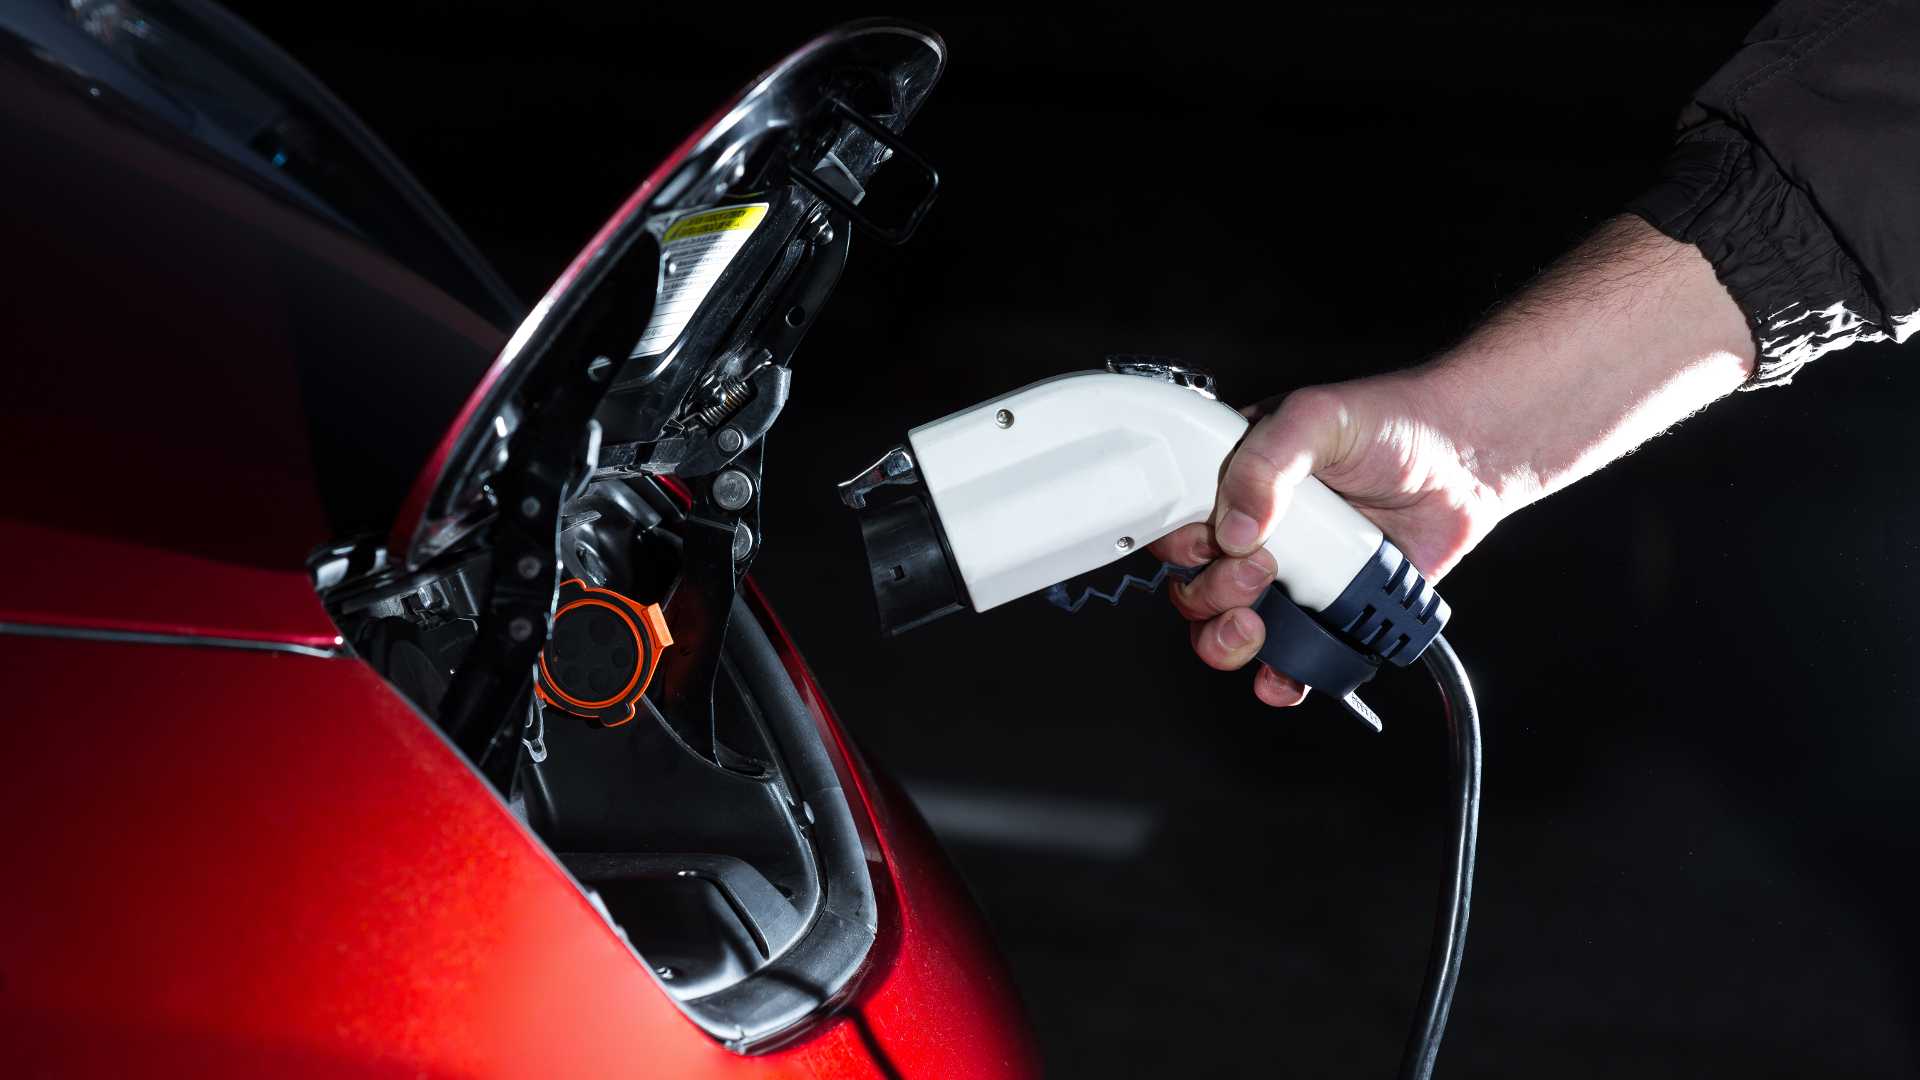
left=0, top=633, right=1036, bottom=1077
left=0, top=521, right=339, bottom=648
left=0, top=10, right=1038, bottom=1077
left=0, top=38, right=500, bottom=649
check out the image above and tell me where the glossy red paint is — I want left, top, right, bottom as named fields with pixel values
left=0, top=520, right=339, bottom=647
left=0, top=626, right=1037, bottom=1077
left=0, top=43, right=502, bottom=648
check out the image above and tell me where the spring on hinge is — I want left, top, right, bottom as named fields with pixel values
left=693, top=375, right=755, bottom=429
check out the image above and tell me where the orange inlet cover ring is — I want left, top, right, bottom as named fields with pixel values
left=534, top=578, right=673, bottom=727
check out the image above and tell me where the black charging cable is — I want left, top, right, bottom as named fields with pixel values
left=1398, top=634, right=1482, bottom=1080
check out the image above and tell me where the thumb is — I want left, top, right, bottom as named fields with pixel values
left=1213, top=388, right=1349, bottom=557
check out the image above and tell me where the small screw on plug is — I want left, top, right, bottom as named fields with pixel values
left=1115, top=536, right=1135, bottom=552
left=994, top=409, right=1014, bottom=429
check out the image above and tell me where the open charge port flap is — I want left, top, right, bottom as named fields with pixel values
left=512, top=511, right=877, bottom=1050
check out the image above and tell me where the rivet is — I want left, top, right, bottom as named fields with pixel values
left=712, top=469, right=755, bottom=511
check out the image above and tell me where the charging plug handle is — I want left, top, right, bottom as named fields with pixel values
left=1253, top=588, right=1382, bottom=699
left=1252, top=533, right=1451, bottom=730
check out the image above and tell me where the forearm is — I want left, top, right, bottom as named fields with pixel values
left=1426, top=215, right=1755, bottom=513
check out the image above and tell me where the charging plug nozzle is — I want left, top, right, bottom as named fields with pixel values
left=840, top=445, right=970, bottom=635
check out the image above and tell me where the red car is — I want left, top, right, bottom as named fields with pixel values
left=0, top=4, right=1037, bottom=1076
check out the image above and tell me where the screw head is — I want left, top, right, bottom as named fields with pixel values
left=516, top=554, right=544, bottom=580
left=507, top=617, right=535, bottom=643
left=994, top=409, right=1014, bottom=429
left=1115, top=536, right=1135, bottom=552
left=715, top=426, right=745, bottom=454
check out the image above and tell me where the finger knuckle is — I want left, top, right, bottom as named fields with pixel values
left=1275, top=384, right=1347, bottom=430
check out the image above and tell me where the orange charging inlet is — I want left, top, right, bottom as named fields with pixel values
left=534, top=578, right=673, bottom=727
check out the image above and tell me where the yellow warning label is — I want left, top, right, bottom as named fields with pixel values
left=663, top=204, right=768, bottom=244
left=634, top=201, right=771, bottom=357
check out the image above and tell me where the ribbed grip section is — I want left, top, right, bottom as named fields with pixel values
left=1317, top=538, right=1450, bottom=666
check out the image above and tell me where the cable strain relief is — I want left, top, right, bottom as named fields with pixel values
left=1318, top=537, right=1450, bottom=667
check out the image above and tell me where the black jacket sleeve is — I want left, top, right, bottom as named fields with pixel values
left=1627, top=0, right=1920, bottom=387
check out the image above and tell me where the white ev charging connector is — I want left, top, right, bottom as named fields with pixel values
left=839, top=358, right=1481, bottom=1080
left=838, top=359, right=1450, bottom=729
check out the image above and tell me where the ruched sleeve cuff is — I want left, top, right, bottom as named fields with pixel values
left=1627, top=124, right=1898, bottom=389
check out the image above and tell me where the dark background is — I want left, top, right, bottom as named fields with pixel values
left=248, top=7, right=1920, bottom=1076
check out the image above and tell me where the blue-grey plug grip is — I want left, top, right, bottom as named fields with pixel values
left=1317, top=537, right=1449, bottom=666
left=1252, top=588, right=1382, bottom=699
left=1251, top=537, right=1450, bottom=698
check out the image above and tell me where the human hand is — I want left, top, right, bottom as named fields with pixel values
left=1149, top=370, right=1502, bottom=706
left=1150, top=217, right=1755, bottom=708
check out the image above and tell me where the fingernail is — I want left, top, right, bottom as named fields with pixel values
left=1216, top=609, right=1254, bottom=651
left=1216, top=509, right=1260, bottom=554
left=1230, top=554, right=1275, bottom=591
